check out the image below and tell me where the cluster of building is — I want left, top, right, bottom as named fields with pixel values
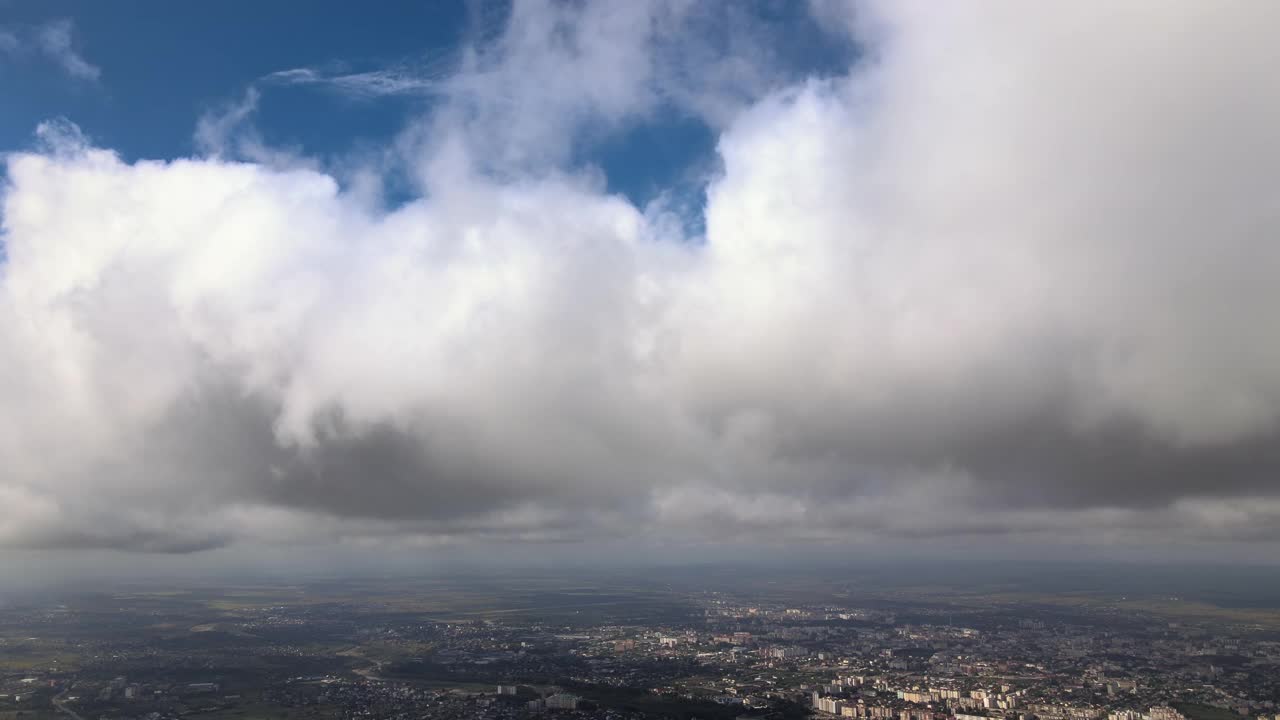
left=527, top=693, right=581, bottom=711
left=4, top=582, right=1280, bottom=720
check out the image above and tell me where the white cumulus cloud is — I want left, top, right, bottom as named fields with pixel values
left=3, top=1, right=1280, bottom=555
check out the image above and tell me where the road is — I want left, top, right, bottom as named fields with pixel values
left=52, top=683, right=86, bottom=720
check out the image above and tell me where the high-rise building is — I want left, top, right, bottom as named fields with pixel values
left=818, top=697, right=844, bottom=714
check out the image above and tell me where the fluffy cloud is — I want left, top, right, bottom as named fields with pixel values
left=4, top=1, right=1280, bottom=554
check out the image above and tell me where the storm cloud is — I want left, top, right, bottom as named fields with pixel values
left=3, top=1, right=1280, bottom=554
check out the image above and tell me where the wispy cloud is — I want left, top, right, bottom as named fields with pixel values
left=0, top=29, right=19, bottom=55
left=192, top=87, right=319, bottom=170
left=0, top=19, right=100, bottom=81
left=36, top=19, right=99, bottom=80
left=264, top=57, right=454, bottom=99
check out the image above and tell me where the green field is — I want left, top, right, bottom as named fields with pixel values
left=1173, top=704, right=1245, bottom=720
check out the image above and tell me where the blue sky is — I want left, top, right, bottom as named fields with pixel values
left=2, top=0, right=850, bottom=207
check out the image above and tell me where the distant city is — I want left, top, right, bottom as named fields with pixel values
left=1, top=569, right=1277, bottom=720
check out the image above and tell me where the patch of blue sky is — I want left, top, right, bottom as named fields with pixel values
left=1, top=1, right=853, bottom=212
